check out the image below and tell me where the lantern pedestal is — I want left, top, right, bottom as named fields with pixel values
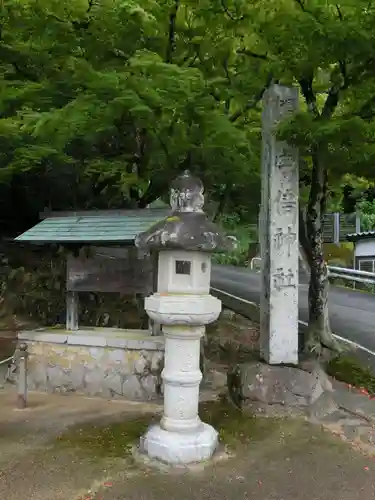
left=141, top=421, right=218, bottom=465
left=139, top=295, right=220, bottom=464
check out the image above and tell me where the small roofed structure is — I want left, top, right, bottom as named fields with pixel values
left=346, top=230, right=375, bottom=272
left=16, top=209, right=170, bottom=331
left=14, top=208, right=170, bottom=400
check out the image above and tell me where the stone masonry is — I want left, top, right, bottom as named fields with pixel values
left=19, top=330, right=165, bottom=400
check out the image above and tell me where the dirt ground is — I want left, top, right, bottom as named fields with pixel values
left=0, top=390, right=163, bottom=500
left=0, top=388, right=374, bottom=500
left=0, top=312, right=373, bottom=499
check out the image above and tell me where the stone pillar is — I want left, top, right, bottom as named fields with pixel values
left=260, top=84, right=299, bottom=365
left=135, top=171, right=236, bottom=464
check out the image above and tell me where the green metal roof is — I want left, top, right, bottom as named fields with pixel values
left=15, top=209, right=171, bottom=244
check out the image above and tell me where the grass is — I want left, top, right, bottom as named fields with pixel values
left=54, top=399, right=281, bottom=458
left=326, top=354, right=375, bottom=394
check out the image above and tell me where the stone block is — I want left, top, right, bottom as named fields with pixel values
left=107, top=348, right=129, bottom=369
left=139, top=375, right=157, bottom=399
left=69, top=364, right=86, bottom=389
left=239, top=362, right=326, bottom=407
left=18, top=331, right=68, bottom=344
left=134, top=354, right=148, bottom=374
left=106, top=336, right=164, bottom=351
left=207, top=370, right=227, bottom=390
left=46, top=366, right=75, bottom=393
left=333, top=390, right=375, bottom=422
left=299, top=360, right=333, bottom=392
left=28, top=361, right=48, bottom=389
left=122, top=375, right=144, bottom=400
left=308, top=392, right=338, bottom=421
left=33, top=333, right=68, bottom=344
left=23, top=337, right=163, bottom=401
left=104, top=372, right=124, bottom=397
left=68, top=334, right=106, bottom=347
left=151, top=352, right=164, bottom=374
left=84, top=369, right=106, bottom=396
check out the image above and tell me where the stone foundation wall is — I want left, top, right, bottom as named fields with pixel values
left=19, top=329, right=165, bottom=400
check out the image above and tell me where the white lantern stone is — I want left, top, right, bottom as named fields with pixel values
left=135, top=171, right=236, bottom=464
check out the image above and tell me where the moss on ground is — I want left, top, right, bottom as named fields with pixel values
left=55, top=414, right=155, bottom=458
left=200, top=398, right=280, bottom=448
left=54, top=399, right=281, bottom=458
left=326, top=355, right=375, bottom=394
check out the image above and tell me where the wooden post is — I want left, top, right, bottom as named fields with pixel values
left=17, top=343, right=28, bottom=409
left=66, top=291, right=79, bottom=331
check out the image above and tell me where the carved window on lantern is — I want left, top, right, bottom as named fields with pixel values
left=175, top=260, right=191, bottom=275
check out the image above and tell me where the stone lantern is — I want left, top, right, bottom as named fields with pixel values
left=135, top=170, right=236, bottom=464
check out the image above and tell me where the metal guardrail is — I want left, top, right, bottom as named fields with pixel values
left=210, top=286, right=375, bottom=356
left=250, top=257, right=375, bottom=286
left=250, top=257, right=262, bottom=270
left=0, top=355, right=14, bottom=366
left=0, top=355, right=15, bottom=386
left=328, top=266, right=375, bottom=285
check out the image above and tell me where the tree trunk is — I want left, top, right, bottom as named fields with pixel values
left=302, top=148, right=342, bottom=355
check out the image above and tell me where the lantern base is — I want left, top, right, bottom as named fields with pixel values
left=140, top=421, right=218, bottom=465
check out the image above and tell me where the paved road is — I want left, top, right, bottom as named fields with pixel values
left=211, top=265, right=375, bottom=366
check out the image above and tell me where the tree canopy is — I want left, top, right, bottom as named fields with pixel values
left=0, top=0, right=264, bottom=231
left=2, top=0, right=375, bottom=234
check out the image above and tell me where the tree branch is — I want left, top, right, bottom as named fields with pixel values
left=295, top=0, right=306, bottom=11
left=294, top=0, right=324, bottom=25
left=229, top=72, right=273, bottom=123
left=335, top=6, right=349, bottom=92
left=87, top=0, right=95, bottom=13
left=336, top=4, right=343, bottom=20
left=138, top=178, right=168, bottom=208
left=339, top=59, right=348, bottom=88
left=321, top=86, right=340, bottom=119
left=237, top=49, right=268, bottom=61
left=355, top=94, right=375, bottom=120
left=166, top=0, right=180, bottom=64
left=47, top=1, right=95, bottom=31
left=299, top=206, right=313, bottom=264
left=220, top=0, right=244, bottom=21
left=182, top=47, right=199, bottom=67
left=223, top=56, right=232, bottom=84
left=321, top=59, right=350, bottom=119
left=299, top=75, right=320, bottom=117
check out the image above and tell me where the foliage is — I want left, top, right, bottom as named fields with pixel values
left=358, top=199, right=375, bottom=231
left=326, top=355, right=375, bottom=395
left=0, top=0, right=264, bottom=232
left=213, top=216, right=257, bottom=266
left=3, top=0, right=375, bottom=230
